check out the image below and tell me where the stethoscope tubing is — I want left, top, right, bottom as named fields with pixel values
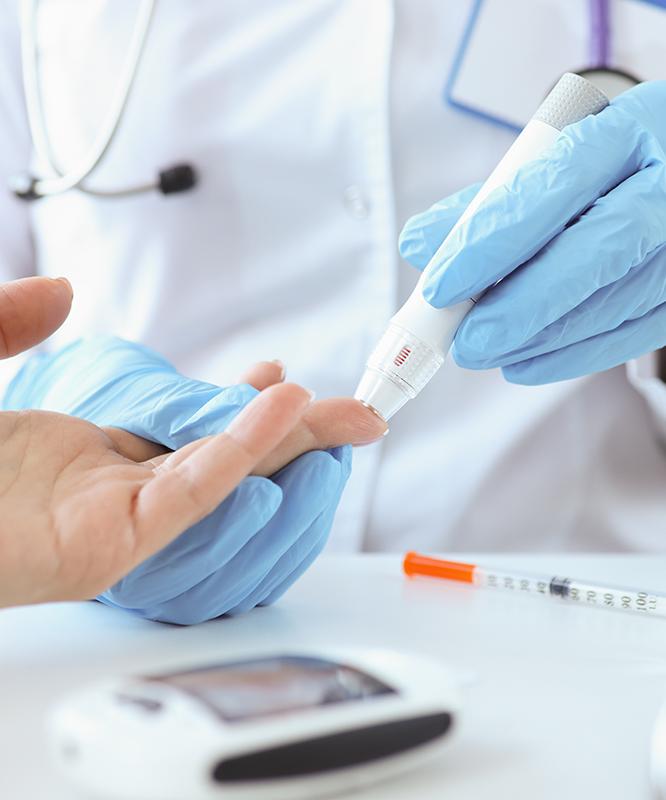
left=15, top=0, right=639, bottom=201
left=18, top=0, right=156, bottom=197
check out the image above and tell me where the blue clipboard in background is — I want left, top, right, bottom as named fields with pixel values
left=446, top=0, right=666, bottom=133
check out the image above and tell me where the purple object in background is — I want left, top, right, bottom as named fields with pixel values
left=589, top=0, right=611, bottom=68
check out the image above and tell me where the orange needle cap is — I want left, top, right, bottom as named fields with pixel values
left=403, top=552, right=476, bottom=584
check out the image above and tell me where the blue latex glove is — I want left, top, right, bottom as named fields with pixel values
left=399, top=81, right=666, bottom=385
left=4, top=337, right=351, bottom=624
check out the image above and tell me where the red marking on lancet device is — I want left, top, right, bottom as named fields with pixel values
left=394, top=346, right=411, bottom=367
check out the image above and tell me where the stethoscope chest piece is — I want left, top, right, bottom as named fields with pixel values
left=12, top=0, right=197, bottom=201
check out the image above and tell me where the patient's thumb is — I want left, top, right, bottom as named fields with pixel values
left=0, top=277, right=73, bottom=358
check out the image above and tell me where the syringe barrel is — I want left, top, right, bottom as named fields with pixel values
left=355, top=73, right=609, bottom=421
left=474, top=566, right=666, bottom=618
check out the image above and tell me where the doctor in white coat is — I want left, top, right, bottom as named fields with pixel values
left=2, top=0, right=666, bottom=622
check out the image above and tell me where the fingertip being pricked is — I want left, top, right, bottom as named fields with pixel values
left=303, top=397, right=388, bottom=447
left=250, top=396, right=387, bottom=477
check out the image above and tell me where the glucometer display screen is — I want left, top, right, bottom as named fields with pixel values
left=147, top=656, right=396, bottom=723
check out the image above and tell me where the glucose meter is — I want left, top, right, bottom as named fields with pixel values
left=49, top=648, right=460, bottom=800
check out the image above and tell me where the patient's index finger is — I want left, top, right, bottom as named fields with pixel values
left=253, top=397, right=387, bottom=477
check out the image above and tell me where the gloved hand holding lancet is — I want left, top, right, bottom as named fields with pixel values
left=355, top=73, right=610, bottom=420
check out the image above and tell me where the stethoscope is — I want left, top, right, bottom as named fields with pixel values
left=11, top=0, right=639, bottom=202
left=10, top=0, right=196, bottom=201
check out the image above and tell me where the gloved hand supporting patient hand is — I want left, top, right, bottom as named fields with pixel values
left=0, top=385, right=315, bottom=610
left=399, top=81, right=666, bottom=385
left=4, top=337, right=385, bottom=623
left=0, top=280, right=331, bottom=613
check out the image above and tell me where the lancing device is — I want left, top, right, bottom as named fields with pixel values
left=355, top=73, right=609, bottom=421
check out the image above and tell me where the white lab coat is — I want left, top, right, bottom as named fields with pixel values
left=1, top=0, right=666, bottom=553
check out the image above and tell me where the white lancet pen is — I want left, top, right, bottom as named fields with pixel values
left=355, top=73, right=610, bottom=421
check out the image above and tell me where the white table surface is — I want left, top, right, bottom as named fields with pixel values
left=3, top=553, right=666, bottom=800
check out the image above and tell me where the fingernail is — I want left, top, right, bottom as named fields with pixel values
left=306, top=388, right=316, bottom=403
left=355, top=426, right=389, bottom=447
left=272, top=359, right=286, bottom=380
left=356, top=438, right=385, bottom=448
left=53, top=277, right=73, bottom=296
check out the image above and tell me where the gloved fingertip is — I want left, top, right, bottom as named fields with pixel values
left=421, top=271, right=452, bottom=309
left=149, top=605, right=217, bottom=626
left=264, top=455, right=340, bottom=524
left=501, top=362, right=544, bottom=385
left=232, top=382, right=262, bottom=400
left=399, top=182, right=484, bottom=272
left=242, top=474, right=284, bottom=511
left=272, top=446, right=339, bottom=481
left=256, top=580, right=295, bottom=609
left=299, top=449, right=344, bottom=488
left=326, top=444, right=352, bottom=474
left=398, top=225, right=432, bottom=271
left=425, top=264, right=478, bottom=309
left=450, top=337, right=496, bottom=371
left=207, top=382, right=260, bottom=416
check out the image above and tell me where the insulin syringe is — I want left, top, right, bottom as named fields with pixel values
left=404, top=552, right=666, bottom=619
left=355, top=73, right=610, bottom=421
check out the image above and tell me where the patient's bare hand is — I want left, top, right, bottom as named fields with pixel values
left=0, top=384, right=312, bottom=608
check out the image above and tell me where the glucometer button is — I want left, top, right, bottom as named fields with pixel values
left=211, top=713, right=453, bottom=783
